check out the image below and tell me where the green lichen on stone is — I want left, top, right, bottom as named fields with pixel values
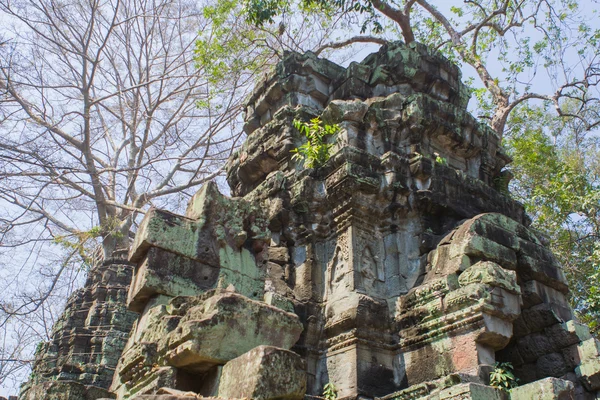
left=458, top=261, right=520, bottom=294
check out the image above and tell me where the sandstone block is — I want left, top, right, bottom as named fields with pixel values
left=508, top=377, right=574, bottom=399
left=163, top=292, right=303, bottom=370
left=323, top=99, right=369, bottom=122
left=575, top=339, right=600, bottom=390
left=522, top=280, right=568, bottom=309
left=452, top=234, right=517, bottom=269
left=458, top=261, right=520, bottom=297
left=438, top=382, right=506, bottom=399
left=563, top=320, right=592, bottom=341
left=130, top=208, right=203, bottom=263
left=264, top=291, right=295, bottom=312
left=517, top=254, right=568, bottom=293
left=128, top=247, right=219, bottom=312
left=575, top=358, right=600, bottom=391
left=218, top=345, right=306, bottom=400
left=268, top=246, right=290, bottom=264
left=470, top=220, right=520, bottom=251
left=20, top=381, right=115, bottom=400
left=577, top=338, right=600, bottom=361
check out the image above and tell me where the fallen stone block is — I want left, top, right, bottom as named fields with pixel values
left=163, top=291, right=303, bottom=370
left=218, top=345, right=306, bottom=400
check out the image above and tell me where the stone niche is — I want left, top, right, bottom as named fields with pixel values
left=25, top=41, right=600, bottom=400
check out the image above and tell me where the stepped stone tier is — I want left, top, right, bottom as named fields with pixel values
left=22, top=41, right=600, bottom=400
left=19, top=253, right=138, bottom=400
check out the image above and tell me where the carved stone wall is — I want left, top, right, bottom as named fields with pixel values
left=22, top=41, right=600, bottom=400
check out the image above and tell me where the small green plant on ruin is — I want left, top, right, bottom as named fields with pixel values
left=489, top=361, right=519, bottom=390
left=291, top=117, right=339, bottom=168
left=323, top=382, right=338, bottom=400
left=434, top=152, right=448, bottom=166
left=52, top=216, right=125, bottom=269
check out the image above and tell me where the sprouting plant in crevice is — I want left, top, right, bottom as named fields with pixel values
left=323, top=382, right=338, bottom=400
left=52, top=216, right=125, bottom=269
left=489, top=361, right=519, bottom=390
left=434, top=152, right=448, bottom=166
left=291, top=117, right=339, bottom=168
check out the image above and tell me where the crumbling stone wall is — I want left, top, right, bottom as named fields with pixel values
left=20, top=254, right=138, bottom=399
left=22, top=41, right=600, bottom=400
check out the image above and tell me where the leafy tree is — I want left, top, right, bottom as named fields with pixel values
left=506, top=103, right=600, bottom=333
left=0, top=0, right=267, bottom=390
left=241, top=0, right=600, bottom=139
left=194, top=0, right=378, bottom=85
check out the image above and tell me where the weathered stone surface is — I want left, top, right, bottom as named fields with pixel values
left=112, top=290, right=303, bottom=398
left=437, top=383, right=507, bottom=400
left=127, top=181, right=270, bottom=313
left=458, top=261, right=520, bottom=294
left=19, top=380, right=115, bottom=400
left=217, top=345, right=306, bottom=399
left=575, top=338, right=600, bottom=391
left=20, top=255, right=137, bottom=400
left=129, top=387, right=242, bottom=399
left=508, top=377, right=574, bottom=399
left=161, top=292, right=303, bottom=368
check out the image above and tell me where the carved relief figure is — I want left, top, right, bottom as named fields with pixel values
left=358, top=246, right=383, bottom=295
left=327, top=246, right=348, bottom=301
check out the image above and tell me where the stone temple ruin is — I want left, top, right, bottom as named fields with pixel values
left=19, top=41, right=600, bottom=400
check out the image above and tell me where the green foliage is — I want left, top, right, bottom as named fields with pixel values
left=244, top=0, right=287, bottom=26
left=243, top=0, right=382, bottom=33
left=323, top=382, right=338, bottom=400
left=35, top=341, right=44, bottom=355
left=52, top=216, right=124, bottom=268
left=291, top=117, right=339, bottom=168
left=506, top=103, right=600, bottom=334
left=194, top=0, right=271, bottom=89
left=434, top=154, right=448, bottom=166
left=489, top=362, right=519, bottom=390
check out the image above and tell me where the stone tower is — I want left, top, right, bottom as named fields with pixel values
left=20, top=253, right=138, bottom=399
left=24, top=42, right=600, bottom=400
